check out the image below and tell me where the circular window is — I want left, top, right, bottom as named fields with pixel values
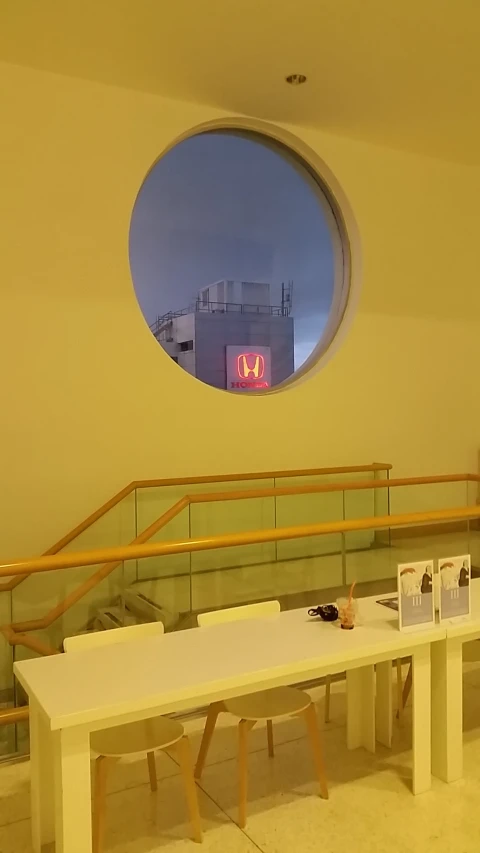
left=129, top=129, right=349, bottom=392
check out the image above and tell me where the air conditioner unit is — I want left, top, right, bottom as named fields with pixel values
left=122, top=587, right=179, bottom=631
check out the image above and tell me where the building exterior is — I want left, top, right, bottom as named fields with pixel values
left=150, top=280, right=294, bottom=391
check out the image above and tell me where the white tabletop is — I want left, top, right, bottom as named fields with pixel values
left=14, top=595, right=445, bottom=731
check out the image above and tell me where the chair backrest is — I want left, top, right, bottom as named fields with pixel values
left=197, top=600, right=280, bottom=628
left=64, top=621, right=165, bottom=652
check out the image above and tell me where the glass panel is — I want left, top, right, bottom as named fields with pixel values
left=136, top=471, right=382, bottom=538
left=345, top=528, right=395, bottom=586
left=61, top=490, right=136, bottom=553
left=0, top=588, right=15, bottom=758
left=389, top=481, right=469, bottom=515
left=125, top=573, right=192, bottom=631
left=345, top=519, right=474, bottom=587
left=10, top=492, right=136, bottom=653
left=136, top=478, right=275, bottom=537
left=374, top=484, right=390, bottom=518
left=468, top=521, right=480, bottom=576
left=190, top=496, right=276, bottom=572
left=391, top=521, right=472, bottom=565
left=344, top=486, right=375, bottom=521
left=133, top=505, right=191, bottom=628
left=11, top=557, right=130, bottom=757
left=11, top=560, right=128, bottom=654
left=188, top=482, right=351, bottom=616
left=343, top=486, right=390, bottom=553
left=135, top=504, right=190, bottom=584
left=386, top=481, right=472, bottom=578
left=271, top=543, right=344, bottom=604
left=190, top=535, right=344, bottom=616
left=275, top=488, right=343, bottom=561
left=344, top=487, right=392, bottom=586
left=13, top=717, right=29, bottom=759
left=466, top=478, right=479, bottom=508
left=462, top=481, right=479, bottom=574
left=1, top=471, right=387, bottom=761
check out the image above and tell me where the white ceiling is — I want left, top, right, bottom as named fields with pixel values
left=2, top=0, right=480, bottom=164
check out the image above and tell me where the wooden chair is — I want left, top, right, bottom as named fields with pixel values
left=193, top=601, right=328, bottom=828
left=64, top=623, right=202, bottom=852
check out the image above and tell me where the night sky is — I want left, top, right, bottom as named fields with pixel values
left=129, top=132, right=336, bottom=369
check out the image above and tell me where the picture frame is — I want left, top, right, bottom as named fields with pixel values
left=397, top=560, right=435, bottom=632
left=438, top=554, right=471, bottom=623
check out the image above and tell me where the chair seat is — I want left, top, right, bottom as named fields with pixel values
left=225, top=686, right=311, bottom=721
left=91, top=716, right=184, bottom=758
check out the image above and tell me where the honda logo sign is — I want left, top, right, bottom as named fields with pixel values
left=237, top=353, right=265, bottom=380
left=226, top=346, right=271, bottom=391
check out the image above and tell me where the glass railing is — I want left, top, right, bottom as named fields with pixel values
left=4, top=495, right=479, bottom=631
left=0, top=505, right=476, bottom=758
left=134, top=464, right=389, bottom=544
left=4, top=465, right=386, bottom=652
left=4, top=468, right=480, bottom=761
left=389, top=478, right=472, bottom=515
left=0, top=591, right=14, bottom=758
left=4, top=471, right=475, bottom=656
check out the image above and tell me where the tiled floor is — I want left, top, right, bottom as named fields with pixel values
left=2, top=659, right=480, bottom=853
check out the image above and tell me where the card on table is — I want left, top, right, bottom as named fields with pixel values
left=377, top=597, right=398, bottom=612
left=438, top=554, right=471, bottom=623
left=397, top=560, right=435, bottom=632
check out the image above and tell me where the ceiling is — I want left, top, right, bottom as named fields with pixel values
left=2, top=0, right=480, bottom=164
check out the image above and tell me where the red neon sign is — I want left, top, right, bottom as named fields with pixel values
left=227, top=345, right=271, bottom=391
left=237, top=352, right=265, bottom=380
left=230, top=380, right=269, bottom=389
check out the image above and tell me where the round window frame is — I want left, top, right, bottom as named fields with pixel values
left=131, top=117, right=360, bottom=395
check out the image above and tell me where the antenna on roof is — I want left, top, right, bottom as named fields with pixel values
left=281, top=281, right=293, bottom=315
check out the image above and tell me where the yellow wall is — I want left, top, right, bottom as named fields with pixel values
left=2, top=61, right=480, bottom=558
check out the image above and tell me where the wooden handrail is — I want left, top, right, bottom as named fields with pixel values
left=186, top=473, right=471, bottom=504
left=135, top=463, right=392, bottom=487
left=1, top=624, right=59, bottom=656
left=2, top=471, right=474, bottom=730
left=2, top=504, right=480, bottom=579
left=3, top=501, right=479, bottom=648
left=0, top=470, right=472, bottom=635
left=10, top=498, right=190, bottom=633
left=0, top=706, right=29, bottom=726
left=0, top=473, right=473, bottom=586
left=0, top=462, right=390, bottom=593
left=14, top=633, right=59, bottom=657
left=0, top=481, right=137, bottom=593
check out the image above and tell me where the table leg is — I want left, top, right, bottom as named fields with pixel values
left=30, top=700, right=55, bottom=853
left=412, top=644, right=431, bottom=795
left=53, top=726, right=92, bottom=853
left=376, top=660, right=393, bottom=748
left=346, top=665, right=375, bottom=752
left=431, top=637, right=463, bottom=783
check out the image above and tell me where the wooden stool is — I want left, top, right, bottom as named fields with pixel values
left=194, top=602, right=328, bottom=828
left=64, top=622, right=202, bottom=851
left=91, top=717, right=202, bottom=852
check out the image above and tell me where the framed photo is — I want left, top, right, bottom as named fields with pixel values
left=438, top=554, right=471, bottom=623
left=398, top=560, right=435, bottom=632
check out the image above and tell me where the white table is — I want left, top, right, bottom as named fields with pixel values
left=14, top=597, right=444, bottom=853
left=431, top=577, right=480, bottom=784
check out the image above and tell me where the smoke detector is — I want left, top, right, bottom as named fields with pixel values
left=285, top=74, right=307, bottom=86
